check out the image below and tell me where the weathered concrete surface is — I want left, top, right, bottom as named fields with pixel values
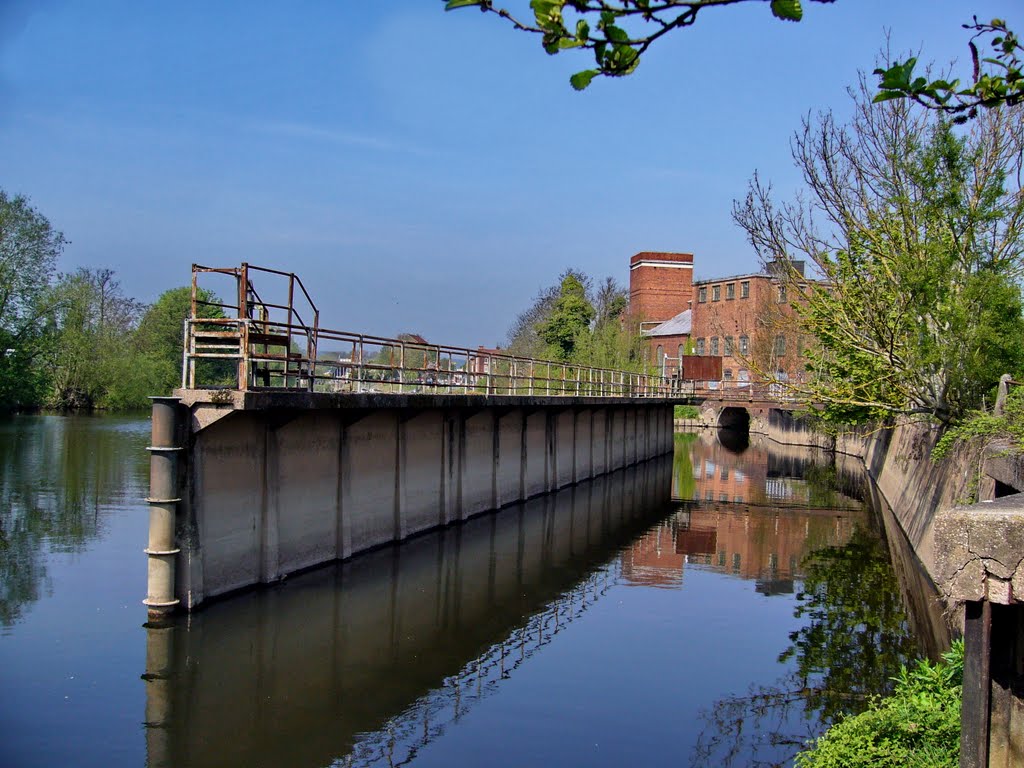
left=171, top=392, right=673, bottom=610
left=934, top=497, right=1024, bottom=606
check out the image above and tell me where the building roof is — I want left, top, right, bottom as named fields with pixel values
left=692, top=271, right=769, bottom=285
left=646, top=309, right=692, bottom=337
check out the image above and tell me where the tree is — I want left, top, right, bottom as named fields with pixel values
left=876, top=17, right=1024, bottom=121
left=732, top=78, right=1024, bottom=424
left=0, top=191, right=66, bottom=411
left=444, top=0, right=836, bottom=89
left=538, top=273, right=595, bottom=359
left=506, top=268, right=591, bottom=357
left=47, top=268, right=144, bottom=410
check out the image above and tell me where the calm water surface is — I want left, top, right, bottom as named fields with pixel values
left=0, top=415, right=929, bottom=767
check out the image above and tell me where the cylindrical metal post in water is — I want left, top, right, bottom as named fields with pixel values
left=144, top=396, right=182, bottom=617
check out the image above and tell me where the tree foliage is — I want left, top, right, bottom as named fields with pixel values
left=444, top=0, right=836, bottom=89
left=506, top=268, right=646, bottom=369
left=0, top=192, right=66, bottom=411
left=47, top=268, right=145, bottom=410
left=733, top=78, right=1024, bottom=424
left=876, top=18, right=1024, bottom=121
left=538, top=273, right=595, bottom=358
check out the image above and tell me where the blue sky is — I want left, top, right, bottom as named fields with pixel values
left=0, top=1, right=1018, bottom=346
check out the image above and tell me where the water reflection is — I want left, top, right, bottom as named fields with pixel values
left=0, top=414, right=149, bottom=628
left=145, top=457, right=674, bottom=768
left=675, top=430, right=921, bottom=767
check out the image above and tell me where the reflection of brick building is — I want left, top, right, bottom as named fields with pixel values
left=620, top=521, right=684, bottom=587
left=685, top=431, right=768, bottom=505
left=619, top=503, right=861, bottom=591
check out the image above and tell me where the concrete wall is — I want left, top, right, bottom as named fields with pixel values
left=176, top=401, right=674, bottom=610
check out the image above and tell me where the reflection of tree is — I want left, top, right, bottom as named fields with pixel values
left=0, top=416, right=148, bottom=626
left=690, top=524, right=917, bottom=767
left=672, top=432, right=697, bottom=499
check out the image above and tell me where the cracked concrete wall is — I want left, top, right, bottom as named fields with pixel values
left=934, top=500, right=1024, bottom=606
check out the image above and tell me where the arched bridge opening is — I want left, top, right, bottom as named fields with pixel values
left=718, top=406, right=750, bottom=432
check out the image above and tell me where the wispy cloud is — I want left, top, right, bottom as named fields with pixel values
left=250, top=120, right=431, bottom=156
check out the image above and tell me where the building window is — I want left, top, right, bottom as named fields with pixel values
left=740, top=281, right=750, bottom=298
left=720, top=493, right=729, bottom=502
left=712, top=285, right=721, bottom=301
left=778, top=285, right=787, bottom=303
left=656, top=344, right=664, bottom=364
left=726, top=283, right=735, bottom=300
left=678, top=344, right=685, bottom=361
left=721, top=466, right=729, bottom=480
left=696, top=338, right=705, bottom=355
left=774, top=334, right=786, bottom=357
left=724, top=336, right=734, bottom=355
left=698, top=286, right=707, bottom=303
left=724, top=368, right=733, bottom=380
left=739, top=335, right=749, bottom=355
left=710, top=337, right=720, bottom=355
left=738, top=369, right=749, bottom=382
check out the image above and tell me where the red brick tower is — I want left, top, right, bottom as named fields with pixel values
left=628, top=252, right=694, bottom=323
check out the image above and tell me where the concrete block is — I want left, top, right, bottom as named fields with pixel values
left=399, top=411, right=445, bottom=538
left=495, top=410, right=523, bottom=507
left=555, top=409, right=575, bottom=489
left=343, top=411, right=399, bottom=553
left=934, top=496, right=1024, bottom=604
left=461, top=411, right=496, bottom=518
left=574, top=409, right=592, bottom=483
left=269, top=413, right=341, bottom=576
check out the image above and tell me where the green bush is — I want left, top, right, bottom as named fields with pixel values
left=795, top=640, right=963, bottom=768
left=933, top=387, right=1024, bottom=460
left=674, top=404, right=699, bottom=419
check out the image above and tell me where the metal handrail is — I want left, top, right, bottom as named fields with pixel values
left=182, top=263, right=802, bottom=399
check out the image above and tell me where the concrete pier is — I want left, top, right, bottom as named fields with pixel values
left=165, top=391, right=675, bottom=610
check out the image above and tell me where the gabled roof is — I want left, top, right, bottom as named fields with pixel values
left=646, top=309, right=691, bottom=337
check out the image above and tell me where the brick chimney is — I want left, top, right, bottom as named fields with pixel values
left=629, top=252, right=694, bottom=324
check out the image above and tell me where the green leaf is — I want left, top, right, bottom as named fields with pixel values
left=872, top=91, right=907, bottom=103
left=570, top=69, right=599, bottom=90
left=444, top=0, right=481, bottom=9
left=604, top=25, right=629, bottom=43
left=770, top=0, right=803, bottom=22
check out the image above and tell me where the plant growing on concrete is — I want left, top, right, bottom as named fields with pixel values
left=733, top=77, right=1024, bottom=425
left=795, top=640, right=963, bottom=768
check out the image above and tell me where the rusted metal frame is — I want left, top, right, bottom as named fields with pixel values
left=238, top=263, right=251, bottom=390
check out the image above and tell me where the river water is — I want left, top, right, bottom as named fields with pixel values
left=0, top=414, right=938, bottom=768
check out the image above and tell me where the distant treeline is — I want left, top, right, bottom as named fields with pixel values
left=0, top=190, right=206, bottom=412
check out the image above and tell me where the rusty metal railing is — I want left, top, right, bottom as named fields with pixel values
left=180, top=263, right=799, bottom=400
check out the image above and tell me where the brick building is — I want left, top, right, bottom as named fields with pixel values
left=628, top=251, right=694, bottom=324
left=629, top=250, right=810, bottom=382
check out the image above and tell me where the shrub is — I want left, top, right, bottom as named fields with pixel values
left=795, top=640, right=963, bottom=768
left=674, top=404, right=700, bottom=420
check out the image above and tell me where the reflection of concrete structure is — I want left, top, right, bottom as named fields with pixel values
left=143, top=457, right=673, bottom=768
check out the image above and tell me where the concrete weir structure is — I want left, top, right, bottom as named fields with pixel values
left=152, top=390, right=675, bottom=612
